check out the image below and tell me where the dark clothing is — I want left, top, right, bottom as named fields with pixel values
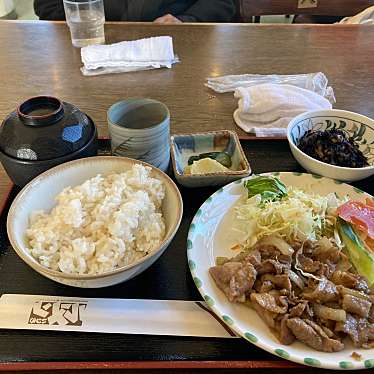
left=293, top=15, right=344, bottom=23
left=34, top=0, right=236, bottom=22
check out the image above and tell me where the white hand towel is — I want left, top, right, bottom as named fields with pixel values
left=339, top=6, right=374, bottom=24
left=206, top=72, right=335, bottom=104
left=233, top=84, right=332, bottom=137
left=81, top=36, right=178, bottom=76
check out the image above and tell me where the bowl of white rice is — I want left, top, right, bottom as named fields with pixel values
left=7, top=156, right=183, bottom=288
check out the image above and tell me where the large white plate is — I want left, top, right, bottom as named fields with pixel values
left=187, top=172, right=374, bottom=370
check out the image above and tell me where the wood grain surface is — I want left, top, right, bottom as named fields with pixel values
left=0, top=165, right=10, bottom=210
left=0, top=22, right=373, bottom=198
left=2, top=369, right=371, bottom=374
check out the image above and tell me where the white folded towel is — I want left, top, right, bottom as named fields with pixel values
left=81, top=36, right=178, bottom=76
left=233, top=84, right=332, bottom=137
left=339, top=6, right=374, bottom=24
left=206, top=72, right=335, bottom=104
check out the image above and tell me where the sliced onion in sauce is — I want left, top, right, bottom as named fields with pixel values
left=313, top=304, right=346, bottom=322
left=288, top=269, right=305, bottom=290
left=258, top=235, right=294, bottom=256
left=338, top=285, right=371, bottom=301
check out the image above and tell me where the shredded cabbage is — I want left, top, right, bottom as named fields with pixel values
left=236, top=187, right=342, bottom=248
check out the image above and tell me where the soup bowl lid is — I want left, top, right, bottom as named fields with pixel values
left=0, top=96, right=96, bottom=161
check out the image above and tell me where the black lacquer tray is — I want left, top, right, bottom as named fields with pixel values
left=0, top=139, right=373, bottom=371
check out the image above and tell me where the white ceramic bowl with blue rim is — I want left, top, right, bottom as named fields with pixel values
left=7, top=156, right=183, bottom=288
left=187, top=172, right=374, bottom=370
left=287, top=109, right=374, bottom=182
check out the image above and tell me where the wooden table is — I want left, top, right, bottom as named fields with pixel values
left=0, top=22, right=374, bottom=373
left=0, top=21, right=374, bottom=202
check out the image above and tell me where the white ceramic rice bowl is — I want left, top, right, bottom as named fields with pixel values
left=7, top=156, right=183, bottom=288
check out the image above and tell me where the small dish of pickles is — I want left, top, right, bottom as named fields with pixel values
left=184, top=151, right=232, bottom=175
left=170, top=130, right=251, bottom=187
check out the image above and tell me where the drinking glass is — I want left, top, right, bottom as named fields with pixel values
left=63, top=0, right=105, bottom=48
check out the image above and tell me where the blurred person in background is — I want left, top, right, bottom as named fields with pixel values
left=34, top=0, right=236, bottom=23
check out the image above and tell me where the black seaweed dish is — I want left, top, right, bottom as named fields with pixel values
left=297, top=129, right=369, bottom=168
left=0, top=96, right=98, bottom=187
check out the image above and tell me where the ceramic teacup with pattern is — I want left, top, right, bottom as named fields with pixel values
left=108, top=98, right=170, bottom=172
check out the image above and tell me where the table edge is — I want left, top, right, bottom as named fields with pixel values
left=0, top=19, right=370, bottom=28
left=0, top=360, right=301, bottom=371
left=0, top=183, right=12, bottom=218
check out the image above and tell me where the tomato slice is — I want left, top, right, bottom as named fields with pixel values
left=337, top=200, right=374, bottom=240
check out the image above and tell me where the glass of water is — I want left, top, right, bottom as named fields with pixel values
left=63, top=0, right=105, bottom=48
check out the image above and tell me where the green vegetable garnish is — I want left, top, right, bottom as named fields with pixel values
left=188, top=152, right=232, bottom=168
left=337, top=218, right=374, bottom=286
left=244, top=176, right=287, bottom=203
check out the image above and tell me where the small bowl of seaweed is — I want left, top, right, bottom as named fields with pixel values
left=287, top=109, right=374, bottom=182
left=170, top=130, right=251, bottom=188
